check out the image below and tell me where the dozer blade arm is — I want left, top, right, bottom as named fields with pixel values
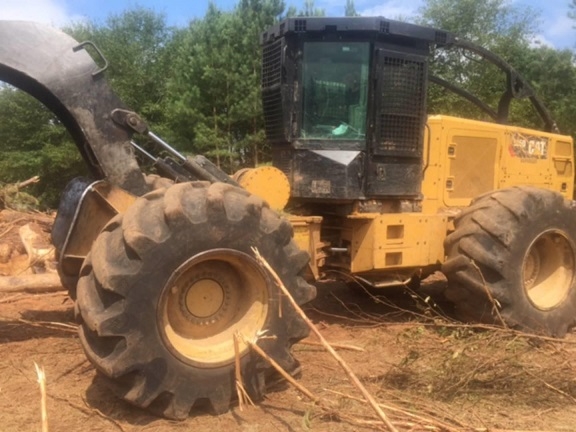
left=0, top=21, right=147, bottom=195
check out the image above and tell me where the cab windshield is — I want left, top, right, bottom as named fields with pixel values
left=301, top=42, right=369, bottom=140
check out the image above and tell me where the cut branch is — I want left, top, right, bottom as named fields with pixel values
left=252, top=247, right=398, bottom=432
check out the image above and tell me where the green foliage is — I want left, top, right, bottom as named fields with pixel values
left=64, top=8, right=173, bottom=126
left=0, top=184, right=39, bottom=212
left=570, top=0, right=576, bottom=27
left=419, top=0, right=576, bottom=140
left=164, top=0, right=284, bottom=170
left=419, top=0, right=539, bottom=46
left=345, top=0, right=359, bottom=17
left=0, top=88, right=87, bottom=208
left=287, top=0, right=325, bottom=17
left=512, top=47, right=576, bottom=137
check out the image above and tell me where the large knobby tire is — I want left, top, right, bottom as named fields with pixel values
left=75, top=181, right=316, bottom=419
left=443, top=186, right=576, bottom=337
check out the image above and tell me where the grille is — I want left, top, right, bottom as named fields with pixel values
left=380, top=57, right=425, bottom=115
left=435, top=31, right=447, bottom=44
left=262, top=89, right=284, bottom=141
left=377, top=55, right=426, bottom=156
left=273, top=149, right=292, bottom=177
left=379, top=115, right=421, bottom=153
left=262, top=40, right=282, bottom=88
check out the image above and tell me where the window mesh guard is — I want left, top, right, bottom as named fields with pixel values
left=376, top=55, right=426, bottom=157
left=262, top=39, right=284, bottom=141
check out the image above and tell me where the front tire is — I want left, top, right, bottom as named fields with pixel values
left=76, top=182, right=316, bottom=419
left=443, top=186, right=576, bottom=337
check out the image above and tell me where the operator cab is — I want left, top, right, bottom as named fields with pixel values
left=261, top=17, right=454, bottom=202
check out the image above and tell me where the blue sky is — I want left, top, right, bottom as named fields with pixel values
left=1, top=0, right=574, bottom=50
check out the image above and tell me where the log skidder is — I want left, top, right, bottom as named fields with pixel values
left=75, top=181, right=316, bottom=419
left=443, top=186, right=576, bottom=337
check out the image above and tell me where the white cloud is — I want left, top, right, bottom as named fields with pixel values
left=544, top=14, right=573, bottom=39
left=314, top=0, right=422, bottom=19
left=538, top=12, right=575, bottom=50
left=0, top=0, right=79, bottom=26
left=507, top=0, right=574, bottom=50
left=529, top=34, right=555, bottom=49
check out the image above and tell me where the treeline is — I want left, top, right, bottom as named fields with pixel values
left=0, top=0, right=575, bottom=208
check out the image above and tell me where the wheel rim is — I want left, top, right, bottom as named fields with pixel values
left=158, top=249, right=270, bottom=367
left=523, top=230, right=575, bottom=310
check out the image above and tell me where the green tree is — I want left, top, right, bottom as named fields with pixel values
left=165, top=1, right=286, bottom=170
left=418, top=0, right=545, bottom=127
left=65, top=8, right=174, bottom=127
left=512, top=46, right=576, bottom=138
left=164, top=4, right=235, bottom=167
left=345, top=0, right=359, bottom=17
left=287, top=0, right=325, bottom=17
left=0, top=8, right=173, bottom=208
left=419, top=0, right=539, bottom=46
left=232, top=0, right=285, bottom=165
left=570, top=0, right=576, bottom=26
left=0, top=87, right=86, bottom=207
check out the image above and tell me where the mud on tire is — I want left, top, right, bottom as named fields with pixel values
left=443, top=186, right=576, bottom=337
left=75, top=181, right=316, bottom=419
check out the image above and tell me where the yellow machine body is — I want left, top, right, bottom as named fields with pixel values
left=290, top=115, right=574, bottom=284
left=421, top=115, right=573, bottom=212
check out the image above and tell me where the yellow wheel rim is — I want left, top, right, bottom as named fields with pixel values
left=158, top=249, right=270, bottom=367
left=523, top=230, right=575, bottom=310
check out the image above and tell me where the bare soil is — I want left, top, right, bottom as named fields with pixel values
left=1, top=210, right=576, bottom=431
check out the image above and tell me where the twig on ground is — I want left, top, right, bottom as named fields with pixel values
left=312, top=301, right=576, bottom=346
left=326, top=389, right=463, bottom=432
left=522, top=367, right=576, bottom=404
left=0, top=315, right=76, bottom=332
left=34, top=362, right=48, bottom=432
left=81, top=396, right=127, bottom=432
left=242, top=334, right=320, bottom=403
left=0, top=293, right=24, bottom=304
left=470, top=260, right=507, bottom=328
left=243, top=335, right=386, bottom=430
left=234, top=332, right=254, bottom=410
left=0, top=217, right=26, bottom=239
left=55, top=359, right=90, bottom=382
left=378, top=389, right=470, bottom=429
left=298, top=339, right=365, bottom=352
left=309, top=306, right=385, bottom=327
left=252, top=247, right=399, bottom=432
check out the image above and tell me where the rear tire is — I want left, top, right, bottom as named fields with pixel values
left=76, top=181, right=316, bottom=419
left=443, top=186, right=576, bottom=337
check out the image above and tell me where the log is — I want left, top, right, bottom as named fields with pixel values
left=0, top=273, right=64, bottom=293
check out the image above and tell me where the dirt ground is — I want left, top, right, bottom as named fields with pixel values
left=1, top=210, right=576, bottom=431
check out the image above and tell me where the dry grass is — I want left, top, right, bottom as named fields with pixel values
left=383, top=324, right=576, bottom=403
left=299, top=277, right=576, bottom=431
